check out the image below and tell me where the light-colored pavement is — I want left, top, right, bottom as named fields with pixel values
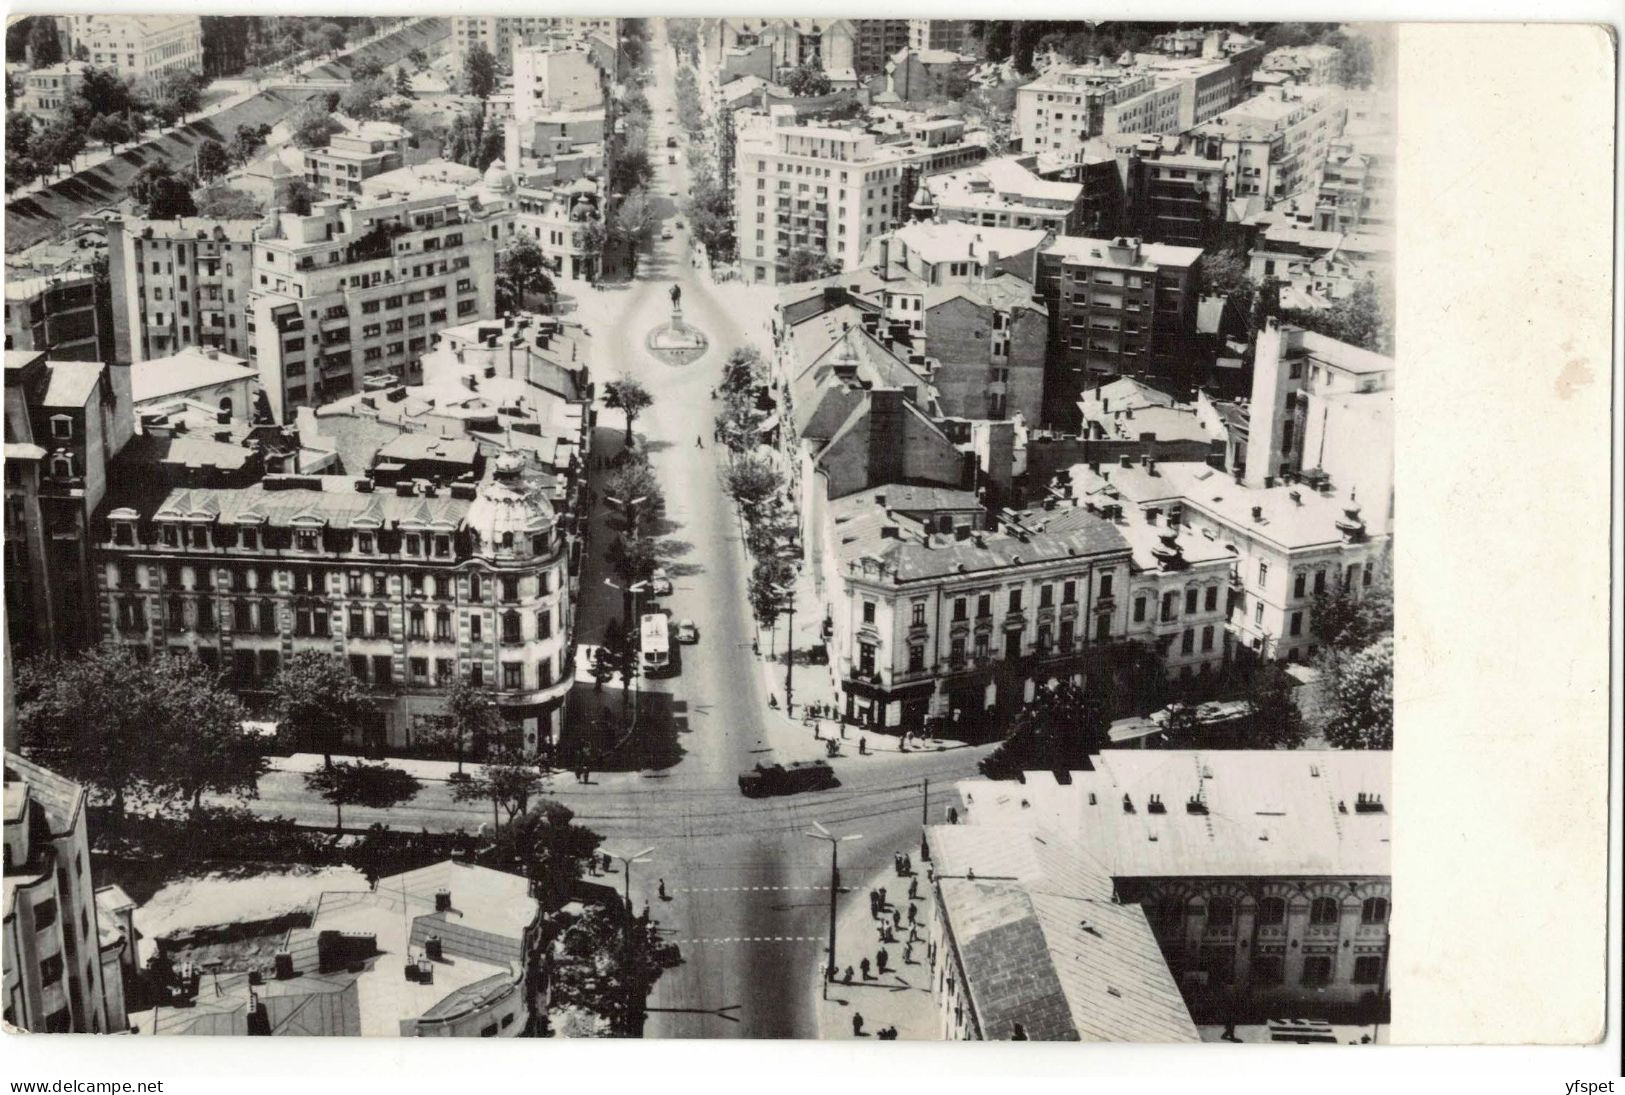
left=814, top=858, right=939, bottom=1041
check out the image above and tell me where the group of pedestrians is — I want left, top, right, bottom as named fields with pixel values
left=837, top=849, right=936, bottom=1039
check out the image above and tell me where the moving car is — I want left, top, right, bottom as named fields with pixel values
left=661, top=227, right=673, bottom=240
left=738, top=760, right=837, bottom=798
left=675, top=619, right=699, bottom=644
left=666, top=136, right=678, bottom=147
left=649, top=567, right=673, bottom=595
left=674, top=218, right=684, bottom=229
left=667, top=154, right=676, bottom=164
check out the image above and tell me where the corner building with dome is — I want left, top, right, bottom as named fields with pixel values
left=93, top=451, right=576, bottom=756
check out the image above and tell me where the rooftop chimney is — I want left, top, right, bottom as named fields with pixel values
left=1251, top=505, right=1264, bottom=522
left=434, top=888, right=452, bottom=912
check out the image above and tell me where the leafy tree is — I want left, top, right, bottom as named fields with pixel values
left=30, top=114, right=85, bottom=178
left=229, top=122, right=271, bottom=166
left=782, top=64, right=833, bottom=97
left=602, top=458, right=664, bottom=529
left=486, top=799, right=601, bottom=910
left=551, top=902, right=682, bottom=1035
left=6, top=146, right=39, bottom=193
left=130, top=161, right=177, bottom=209
left=314, top=22, right=347, bottom=55
left=285, top=177, right=317, bottom=215
left=5, top=71, right=16, bottom=110
left=714, top=398, right=760, bottom=454
left=602, top=375, right=653, bottom=442
left=749, top=556, right=794, bottom=632
left=406, top=48, right=429, bottom=72
left=394, top=65, right=415, bottom=98
left=1199, top=249, right=1256, bottom=314
left=452, top=735, right=547, bottom=831
left=304, top=760, right=422, bottom=832
left=28, top=17, right=62, bottom=66
left=1012, top=22, right=1043, bottom=75
left=417, top=678, right=505, bottom=778
left=195, top=138, right=231, bottom=182
left=272, top=651, right=375, bottom=766
left=87, top=113, right=135, bottom=152
left=982, top=21, right=1014, bottom=63
left=1311, top=550, right=1394, bottom=652
left=290, top=100, right=341, bottom=149
left=71, top=67, right=138, bottom=129
left=612, top=188, right=659, bottom=271
left=1281, top=279, right=1394, bottom=355
left=350, top=57, right=386, bottom=82
left=444, top=108, right=504, bottom=171
left=724, top=452, right=784, bottom=520
left=609, top=145, right=652, bottom=196
left=606, top=532, right=660, bottom=592
left=498, top=235, right=556, bottom=314
left=1321, top=637, right=1393, bottom=750
left=141, top=69, right=205, bottom=126
left=979, top=680, right=1111, bottom=778
left=1242, top=663, right=1307, bottom=749
left=339, top=74, right=394, bottom=121
left=195, top=185, right=263, bottom=219
left=721, top=346, right=764, bottom=395
left=782, top=247, right=842, bottom=284
left=589, top=646, right=618, bottom=692
left=1335, top=35, right=1376, bottom=89
left=15, top=649, right=264, bottom=823
left=463, top=42, right=498, bottom=100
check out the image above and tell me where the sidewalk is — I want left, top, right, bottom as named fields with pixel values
left=813, top=854, right=939, bottom=1040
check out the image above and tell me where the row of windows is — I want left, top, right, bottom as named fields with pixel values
left=118, top=562, right=549, bottom=602
left=1158, top=895, right=1389, bottom=931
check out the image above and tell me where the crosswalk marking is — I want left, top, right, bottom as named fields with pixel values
left=678, top=885, right=829, bottom=893
left=678, top=936, right=820, bottom=944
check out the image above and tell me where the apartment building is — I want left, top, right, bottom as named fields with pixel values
left=734, top=118, right=987, bottom=285
left=1314, top=135, right=1394, bottom=234
left=95, top=450, right=574, bottom=752
left=512, top=45, right=604, bottom=135
left=57, top=15, right=202, bottom=80
left=3, top=349, right=134, bottom=656
left=922, top=155, right=1089, bottom=235
left=247, top=192, right=500, bottom=420
left=907, top=19, right=976, bottom=56
left=877, top=48, right=975, bottom=103
left=1243, top=318, right=1393, bottom=534
left=1105, top=138, right=1229, bottom=248
left=449, top=16, right=619, bottom=72
left=105, top=215, right=261, bottom=364
left=1190, top=85, right=1346, bottom=206
left=130, top=346, right=260, bottom=425
left=18, top=61, right=87, bottom=113
left=1259, top=43, right=1343, bottom=86
left=1034, top=235, right=1202, bottom=411
left=814, top=485, right=1150, bottom=735
left=3, top=751, right=132, bottom=1033
left=956, top=750, right=1392, bottom=1016
left=304, top=123, right=411, bottom=202
left=4, top=270, right=115, bottom=364
left=1018, top=43, right=1262, bottom=163
left=1059, top=454, right=1387, bottom=664
left=850, top=20, right=912, bottom=79
left=712, top=18, right=857, bottom=80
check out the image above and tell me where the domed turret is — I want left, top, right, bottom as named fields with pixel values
left=1335, top=491, right=1366, bottom=542
left=908, top=178, right=936, bottom=222
left=466, top=460, right=556, bottom=559
left=482, top=159, right=515, bottom=192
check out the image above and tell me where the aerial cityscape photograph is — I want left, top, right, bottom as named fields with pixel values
left=3, top=9, right=1410, bottom=1047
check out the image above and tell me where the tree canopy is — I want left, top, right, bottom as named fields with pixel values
left=195, top=185, right=264, bottom=219
left=290, top=100, right=343, bottom=149
left=304, top=761, right=422, bottom=832
left=781, top=64, right=832, bottom=98
left=782, top=247, right=842, bottom=285
left=463, top=42, right=498, bottom=100
left=980, top=681, right=1112, bottom=779
left=1321, top=637, right=1393, bottom=750
left=603, top=375, right=654, bottom=441
left=272, top=651, right=375, bottom=765
left=488, top=799, right=602, bottom=912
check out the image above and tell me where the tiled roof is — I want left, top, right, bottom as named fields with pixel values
left=839, top=483, right=980, bottom=514
left=121, top=479, right=472, bottom=530
left=3, top=750, right=86, bottom=837
left=924, top=273, right=1044, bottom=316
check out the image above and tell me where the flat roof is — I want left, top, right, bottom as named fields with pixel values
left=1042, top=235, right=1203, bottom=271
left=132, top=347, right=256, bottom=404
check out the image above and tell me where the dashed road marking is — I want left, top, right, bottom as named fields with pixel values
left=679, top=885, right=829, bottom=893
left=679, top=936, right=820, bottom=944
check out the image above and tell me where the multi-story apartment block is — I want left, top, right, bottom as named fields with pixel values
left=850, top=20, right=912, bottom=80
left=922, top=155, right=1089, bottom=236
left=711, top=18, right=857, bottom=80
left=449, top=16, right=619, bottom=73
left=18, top=61, right=87, bottom=113
left=509, top=176, right=603, bottom=283
left=105, top=215, right=261, bottom=364
left=1034, top=235, right=1202, bottom=409
left=734, top=118, right=987, bottom=285
left=1058, top=453, right=1387, bottom=665
left=1190, top=85, right=1346, bottom=206
left=1243, top=318, right=1393, bottom=534
left=56, top=15, right=202, bottom=80
left=4, top=270, right=115, bottom=364
left=1106, top=139, right=1229, bottom=248
left=1018, top=43, right=1263, bottom=164
left=907, top=19, right=976, bottom=56
left=1259, top=43, right=1343, bottom=87
left=3, top=751, right=132, bottom=1033
left=1314, top=135, right=1394, bottom=235
left=95, top=451, right=574, bottom=752
left=4, top=349, right=133, bottom=656
left=304, top=123, right=411, bottom=203
left=512, top=45, right=605, bottom=132
left=247, top=192, right=500, bottom=420
left=876, top=48, right=975, bottom=103
left=813, top=485, right=1148, bottom=734
left=953, top=749, right=1392, bottom=1017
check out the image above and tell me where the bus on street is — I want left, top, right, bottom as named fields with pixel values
left=640, top=612, right=673, bottom=677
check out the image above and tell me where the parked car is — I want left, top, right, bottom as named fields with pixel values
left=738, top=760, right=837, bottom=798
left=661, top=227, right=674, bottom=240
left=668, top=154, right=676, bottom=164
left=675, top=619, right=699, bottom=644
left=674, top=218, right=684, bottom=229
left=649, top=567, right=673, bottom=595
left=666, top=136, right=678, bottom=148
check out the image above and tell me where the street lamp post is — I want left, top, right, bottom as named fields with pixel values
left=805, top=821, right=860, bottom=998
left=603, top=577, right=649, bottom=733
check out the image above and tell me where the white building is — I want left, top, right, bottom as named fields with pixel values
left=1189, top=85, right=1346, bottom=206
left=58, top=15, right=202, bottom=80
left=131, top=346, right=260, bottom=426
left=18, top=61, right=88, bottom=113
left=512, top=45, right=604, bottom=134
left=449, top=16, right=619, bottom=73
left=733, top=117, right=988, bottom=285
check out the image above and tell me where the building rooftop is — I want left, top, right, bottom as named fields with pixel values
left=39, top=359, right=105, bottom=409
left=959, top=751, right=1392, bottom=879
left=1042, top=235, right=1203, bottom=271
left=131, top=347, right=257, bottom=405
left=1079, top=403, right=1211, bottom=445
left=927, top=825, right=1198, bottom=1043
left=1293, top=328, right=1394, bottom=376
left=3, top=750, right=86, bottom=838
left=927, top=156, right=1083, bottom=211
left=110, top=477, right=473, bottom=530
left=887, top=221, right=1047, bottom=270
left=109, top=215, right=260, bottom=242
left=924, top=273, right=1045, bottom=316
left=838, top=483, right=981, bottom=515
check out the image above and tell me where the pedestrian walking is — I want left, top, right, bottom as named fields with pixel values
left=859, top=736, right=868, bottom=755
left=892, top=908, right=901, bottom=929
left=658, top=879, right=669, bottom=901
left=899, top=734, right=907, bottom=752
left=903, top=942, right=913, bottom=964
left=908, top=902, right=918, bottom=925
left=902, top=853, right=912, bottom=875
left=860, top=958, right=872, bottom=980
left=876, top=947, right=889, bottom=973
left=852, top=1013, right=865, bottom=1036
left=878, top=887, right=887, bottom=909
left=908, top=878, right=919, bottom=901
left=893, top=852, right=903, bottom=876
left=696, top=435, right=704, bottom=447
left=869, top=889, right=879, bottom=916
left=843, top=966, right=854, bottom=985
left=908, top=923, right=920, bottom=943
